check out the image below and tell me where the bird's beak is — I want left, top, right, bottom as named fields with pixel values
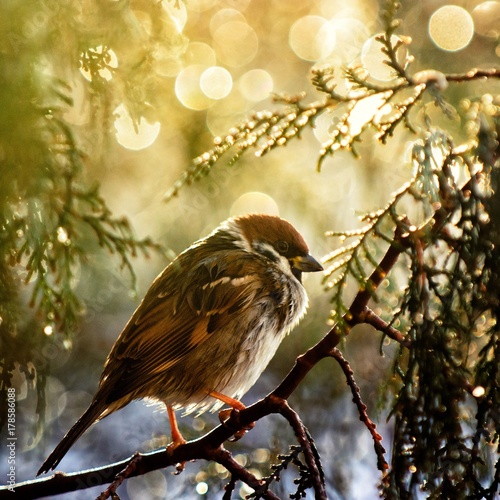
left=291, top=254, right=323, bottom=273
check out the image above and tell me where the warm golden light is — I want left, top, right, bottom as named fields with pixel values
left=162, top=0, right=187, bottom=32
left=472, top=2, right=500, bottom=38
left=195, top=482, right=209, bottom=495
left=187, top=0, right=217, bottom=12
left=289, top=16, right=336, bottom=61
left=184, top=42, right=216, bottom=67
left=238, top=69, right=273, bottom=102
left=200, top=66, right=233, bottom=100
left=472, top=386, right=486, bottom=398
left=175, top=65, right=214, bottom=110
left=325, top=18, right=370, bottom=63
left=210, top=8, right=246, bottom=35
left=213, top=20, right=258, bottom=67
left=429, top=5, right=474, bottom=51
left=361, top=34, right=406, bottom=81
left=348, top=93, right=389, bottom=136
left=57, top=227, right=70, bottom=245
left=313, top=110, right=336, bottom=144
left=230, top=192, right=280, bottom=217
left=114, top=103, right=161, bottom=150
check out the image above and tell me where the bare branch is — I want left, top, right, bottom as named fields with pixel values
left=329, top=347, right=389, bottom=473
left=362, top=307, right=411, bottom=347
left=444, top=67, right=500, bottom=83
left=269, top=396, right=326, bottom=499
left=96, top=453, right=142, bottom=500
left=210, top=447, right=280, bottom=500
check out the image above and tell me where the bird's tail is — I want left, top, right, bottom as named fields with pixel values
left=37, top=399, right=105, bottom=475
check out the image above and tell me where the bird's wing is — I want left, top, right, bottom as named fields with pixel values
left=99, top=250, right=268, bottom=402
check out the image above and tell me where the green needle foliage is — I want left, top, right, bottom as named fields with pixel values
left=0, top=1, right=167, bottom=440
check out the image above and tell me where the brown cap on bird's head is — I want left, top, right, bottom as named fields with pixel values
left=233, top=214, right=323, bottom=276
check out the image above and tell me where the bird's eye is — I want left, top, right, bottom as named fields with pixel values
left=276, top=240, right=289, bottom=254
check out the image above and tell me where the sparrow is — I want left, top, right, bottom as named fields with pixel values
left=38, top=213, right=323, bottom=475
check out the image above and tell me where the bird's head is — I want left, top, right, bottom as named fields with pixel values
left=227, top=214, right=323, bottom=282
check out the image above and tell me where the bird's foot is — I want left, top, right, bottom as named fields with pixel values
left=166, top=438, right=187, bottom=474
left=167, top=406, right=187, bottom=474
left=218, top=408, right=255, bottom=441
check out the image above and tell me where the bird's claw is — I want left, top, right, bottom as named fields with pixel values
left=218, top=408, right=255, bottom=441
left=173, top=461, right=186, bottom=474
left=166, top=438, right=187, bottom=474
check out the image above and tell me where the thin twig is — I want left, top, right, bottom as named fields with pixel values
left=329, top=348, right=389, bottom=472
left=210, top=447, right=280, bottom=500
left=270, top=396, right=326, bottom=499
left=444, top=68, right=500, bottom=82
left=96, top=452, right=142, bottom=500
left=222, top=474, right=237, bottom=500
left=362, top=307, right=411, bottom=347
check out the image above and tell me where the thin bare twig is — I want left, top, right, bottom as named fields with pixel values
left=444, top=67, right=500, bottom=82
left=329, top=347, right=389, bottom=473
left=362, top=307, right=411, bottom=347
left=270, top=396, right=326, bottom=499
left=96, top=453, right=142, bottom=500
left=222, top=474, right=237, bottom=500
left=210, top=447, right=280, bottom=500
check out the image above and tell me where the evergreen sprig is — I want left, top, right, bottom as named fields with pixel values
left=0, top=0, right=167, bottom=437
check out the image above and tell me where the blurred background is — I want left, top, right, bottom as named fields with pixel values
left=2, top=0, right=500, bottom=498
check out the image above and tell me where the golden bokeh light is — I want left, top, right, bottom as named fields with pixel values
left=472, top=386, right=486, bottom=398
left=324, top=17, right=370, bottom=63
left=184, top=42, right=216, bottom=67
left=238, top=69, right=273, bottom=102
left=195, top=482, right=209, bottom=495
left=472, top=2, right=500, bottom=39
left=429, top=5, right=474, bottom=51
left=210, top=8, right=247, bottom=36
left=206, top=92, right=248, bottom=136
left=213, top=20, right=258, bottom=67
left=114, top=103, right=161, bottom=150
left=313, top=110, right=337, bottom=145
left=289, top=16, right=336, bottom=62
left=186, top=0, right=217, bottom=13
left=230, top=192, right=280, bottom=217
left=154, top=48, right=183, bottom=78
left=200, top=66, right=233, bottom=100
left=175, top=65, right=214, bottom=110
left=126, top=469, right=167, bottom=498
left=348, top=93, right=389, bottom=136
